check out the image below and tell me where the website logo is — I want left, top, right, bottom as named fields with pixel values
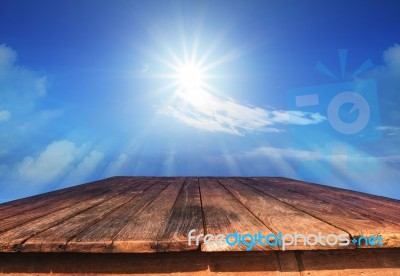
left=286, top=49, right=381, bottom=179
left=188, top=229, right=384, bottom=251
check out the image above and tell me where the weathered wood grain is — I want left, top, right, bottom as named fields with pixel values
left=0, top=177, right=143, bottom=252
left=271, top=177, right=400, bottom=225
left=157, top=177, right=204, bottom=252
left=0, top=177, right=399, bottom=254
left=240, top=178, right=400, bottom=248
left=199, top=178, right=274, bottom=251
left=0, top=250, right=398, bottom=275
left=297, top=248, right=400, bottom=275
left=277, top=251, right=301, bottom=275
left=0, top=177, right=136, bottom=234
left=0, top=251, right=283, bottom=275
left=66, top=178, right=171, bottom=252
left=218, top=178, right=349, bottom=250
left=111, top=178, right=185, bottom=252
left=0, top=177, right=119, bottom=210
left=278, top=177, right=400, bottom=210
left=21, top=178, right=152, bottom=252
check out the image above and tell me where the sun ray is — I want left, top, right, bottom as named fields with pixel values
left=196, top=23, right=231, bottom=68
left=141, top=13, right=260, bottom=115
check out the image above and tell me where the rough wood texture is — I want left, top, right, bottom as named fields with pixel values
left=218, top=178, right=348, bottom=250
left=297, top=248, right=400, bottom=275
left=240, top=177, right=400, bottom=248
left=0, top=249, right=398, bottom=275
left=0, top=177, right=399, bottom=253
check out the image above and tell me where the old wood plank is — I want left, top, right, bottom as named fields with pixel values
left=0, top=176, right=135, bottom=231
left=199, top=178, right=274, bottom=252
left=0, top=250, right=399, bottom=275
left=241, top=178, right=400, bottom=248
left=278, top=177, right=400, bottom=210
left=218, top=178, right=348, bottom=250
left=0, top=178, right=143, bottom=252
left=0, top=177, right=126, bottom=220
left=277, top=251, right=301, bottom=275
left=207, top=252, right=281, bottom=274
left=0, top=251, right=284, bottom=275
left=66, top=178, right=171, bottom=253
left=21, top=178, right=153, bottom=252
left=0, top=252, right=210, bottom=275
left=111, top=178, right=185, bottom=252
left=298, top=248, right=400, bottom=276
left=157, top=177, right=204, bottom=252
left=271, top=177, right=400, bottom=225
left=0, top=177, right=136, bottom=235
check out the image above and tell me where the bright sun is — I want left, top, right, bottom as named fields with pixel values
left=176, top=63, right=204, bottom=89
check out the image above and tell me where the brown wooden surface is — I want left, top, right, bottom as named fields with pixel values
left=0, top=249, right=399, bottom=275
left=0, top=177, right=399, bottom=253
left=240, top=177, right=400, bottom=248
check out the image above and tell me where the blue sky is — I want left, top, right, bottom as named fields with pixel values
left=1, top=0, right=400, bottom=202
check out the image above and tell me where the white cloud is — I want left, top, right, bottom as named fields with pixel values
left=271, top=110, right=326, bottom=125
left=206, top=144, right=400, bottom=199
left=240, top=146, right=322, bottom=160
left=16, top=140, right=78, bottom=184
left=378, top=125, right=400, bottom=136
left=34, top=76, right=48, bottom=97
left=0, top=44, right=17, bottom=69
left=0, top=109, right=11, bottom=122
left=103, top=153, right=129, bottom=177
left=61, top=150, right=104, bottom=186
left=368, top=44, right=400, bottom=125
left=0, top=44, right=48, bottom=103
left=0, top=44, right=57, bottom=155
left=383, top=43, right=400, bottom=73
left=162, top=89, right=326, bottom=136
left=0, top=140, right=104, bottom=201
left=0, top=45, right=104, bottom=202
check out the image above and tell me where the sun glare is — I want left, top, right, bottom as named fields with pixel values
left=176, top=63, right=204, bottom=89
left=147, top=24, right=244, bottom=109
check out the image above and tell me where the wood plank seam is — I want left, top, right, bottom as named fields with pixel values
left=154, top=177, right=187, bottom=249
left=7, top=190, right=115, bottom=252
left=11, top=179, right=147, bottom=251
left=0, top=176, right=120, bottom=209
left=0, top=177, right=121, bottom=218
left=156, top=178, right=204, bottom=252
left=198, top=177, right=208, bottom=237
left=278, top=177, right=400, bottom=207
left=0, top=177, right=136, bottom=235
left=1, top=177, right=399, bottom=254
left=64, top=178, right=163, bottom=252
left=22, top=177, right=155, bottom=252
left=267, top=178, right=400, bottom=227
left=273, top=178, right=400, bottom=226
left=277, top=251, right=302, bottom=275
left=216, top=178, right=276, bottom=234
left=235, top=178, right=354, bottom=239
left=108, top=180, right=175, bottom=251
left=110, top=178, right=186, bottom=252
left=243, top=177, right=400, bottom=249
left=0, top=188, right=114, bottom=238
left=294, top=251, right=305, bottom=274
left=274, top=251, right=283, bottom=272
left=218, top=178, right=350, bottom=251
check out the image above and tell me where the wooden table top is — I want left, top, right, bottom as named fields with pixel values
left=0, top=177, right=399, bottom=253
